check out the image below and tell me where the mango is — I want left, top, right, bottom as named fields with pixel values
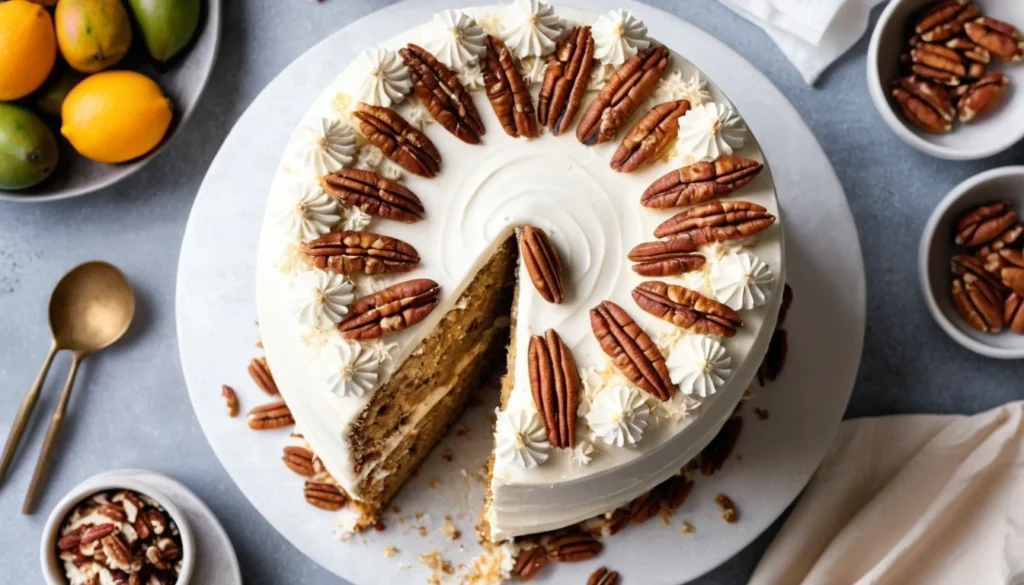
left=55, top=0, right=133, bottom=73
left=127, top=0, right=201, bottom=64
left=0, top=104, right=59, bottom=191
left=35, top=67, right=85, bottom=117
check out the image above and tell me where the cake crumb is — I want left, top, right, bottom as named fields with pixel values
left=428, top=477, right=441, bottom=489
left=755, top=407, right=770, bottom=420
left=392, top=505, right=402, bottom=514
left=441, top=447, right=455, bottom=462
left=441, top=516, right=461, bottom=541
left=418, top=550, right=454, bottom=585
left=455, top=425, right=471, bottom=439
left=384, top=546, right=399, bottom=557
left=418, top=526, right=428, bottom=537
left=415, top=512, right=425, bottom=520
left=681, top=522, right=695, bottom=534
left=715, top=494, right=738, bottom=523
left=398, top=562, right=412, bottom=569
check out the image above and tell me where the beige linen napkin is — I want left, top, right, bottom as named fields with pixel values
left=750, top=401, right=1024, bottom=585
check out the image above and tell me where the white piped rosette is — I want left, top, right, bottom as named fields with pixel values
left=666, top=335, right=732, bottom=398
left=293, top=117, right=356, bottom=176
left=495, top=408, right=550, bottom=469
left=585, top=385, right=650, bottom=448
left=675, top=102, right=747, bottom=163
left=422, top=9, right=486, bottom=72
left=342, top=48, right=412, bottom=107
left=500, top=0, right=563, bottom=59
left=711, top=252, right=774, bottom=310
left=592, top=9, right=649, bottom=66
left=274, top=180, right=339, bottom=242
left=321, top=341, right=379, bottom=398
left=291, top=270, right=355, bottom=330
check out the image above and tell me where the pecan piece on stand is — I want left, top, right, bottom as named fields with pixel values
left=641, top=156, right=765, bottom=209
left=321, top=169, right=424, bottom=222
left=610, top=99, right=690, bottom=172
left=913, top=0, right=980, bottom=43
left=302, top=231, right=420, bottom=275
left=909, top=43, right=966, bottom=85
left=965, top=17, right=1024, bottom=62
left=577, top=45, right=670, bottom=145
left=352, top=102, right=441, bottom=177
left=282, top=445, right=315, bottom=477
left=399, top=43, right=485, bottom=144
left=587, top=567, right=621, bottom=585
left=304, top=479, right=347, bottom=511
left=248, top=356, right=279, bottom=395
left=1005, top=293, right=1024, bottom=333
left=653, top=200, right=776, bottom=240
left=511, top=545, right=549, bottom=581
left=632, top=281, right=742, bottom=337
left=538, top=26, right=596, bottom=135
left=544, top=530, right=603, bottom=562
left=891, top=76, right=954, bottom=134
left=520, top=226, right=565, bottom=304
left=528, top=329, right=580, bottom=449
left=483, top=35, right=536, bottom=138
left=952, top=274, right=1003, bottom=332
left=247, top=401, right=294, bottom=430
left=957, top=72, right=1009, bottom=122
left=339, top=278, right=440, bottom=340
left=955, top=200, right=1017, bottom=247
left=590, top=300, right=675, bottom=401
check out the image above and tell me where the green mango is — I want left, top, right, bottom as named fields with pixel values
left=0, top=104, right=59, bottom=191
left=127, top=0, right=201, bottom=63
left=35, top=68, right=85, bottom=118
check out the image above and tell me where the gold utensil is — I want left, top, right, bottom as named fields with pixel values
left=0, top=262, right=135, bottom=514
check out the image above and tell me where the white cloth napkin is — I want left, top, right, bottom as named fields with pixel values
left=749, top=401, right=1024, bottom=585
left=716, top=0, right=887, bottom=84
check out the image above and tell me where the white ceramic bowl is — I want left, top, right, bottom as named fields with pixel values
left=40, top=472, right=195, bottom=585
left=920, top=166, right=1024, bottom=359
left=868, top=0, right=1024, bottom=160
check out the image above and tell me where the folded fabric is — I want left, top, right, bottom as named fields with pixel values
left=715, top=0, right=887, bottom=85
left=750, top=401, right=1024, bottom=585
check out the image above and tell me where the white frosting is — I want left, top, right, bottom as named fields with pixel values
left=295, top=117, right=356, bottom=175
left=711, top=252, right=774, bottom=310
left=570, top=440, right=596, bottom=467
left=275, top=181, right=340, bottom=242
left=592, top=9, right=649, bottom=66
left=494, top=409, right=550, bottom=470
left=342, top=48, right=412, bottom=107
left=423, top=9, right=486, bottom=71
left=519, top=56, right=547, bottom=86
left=653, top=69, right=711, bottom=106
left=365, top=338, right=398, bottom=363
left=666, top=335, right=732, bottom=398
left=585, top=386, right=650, bottom=448
left=675, top=102, right=747, bottom=163
left=500, top=0, right=563, bottom=59
left=291, top=270, right=355, bottom=329
left=456, top=61, right=485, bottom=91
left=322, top=341, right=379, bottom=397
left=341, top=206, right=372, bottom=232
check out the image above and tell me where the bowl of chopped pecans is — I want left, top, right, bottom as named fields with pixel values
left=920, top=166, right=1024, bottom=358
left=41, top=473, right=194, bottom=585
left=868, top=0, right=1024, bottom=160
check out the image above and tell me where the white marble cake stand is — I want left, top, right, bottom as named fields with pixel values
left=175, top=1, right=866, bottom=583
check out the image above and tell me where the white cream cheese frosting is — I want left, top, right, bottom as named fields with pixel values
left=294, top=117, right=357, bottom=176
left=291, top=270, right=355, bottom=329
left=585, top=385, right=651, bottom=448
left=342, top=48, right=412, bottom=107
left=592, top=9, right=650, bottom=66
left=666, top=335, right=732, bottom=398
left=322, top=341, right=379, bottom=397
left=500, top=0, right=563, bottom=59
left=274, top=181, right=340, bottom=241
left=256, top=4, right=785, bottom=543
left=423, top=9, right=487, bottom=71
left=653, top=69, right=712, bottom=106
left=675, top=101, right=747, bottom=163
left=494, top=409, right=550, bottom=470
left=711, top=251, right=775, bottom=310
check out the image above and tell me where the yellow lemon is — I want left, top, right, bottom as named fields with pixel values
left=61, top=71, right=173, bottom=163
left=0, top=0, right=57, bottom=101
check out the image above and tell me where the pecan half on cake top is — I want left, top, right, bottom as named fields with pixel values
left=399, top=43, right=485, bottom=144
left=352, top=102, right=441, bottom=177
left=538, top=26, right=596, bottom=135
left=610, top=99, right=690, bottom=172
left=577, top=45, right=670, bottom=145
left=483, top=35, right=537, bottom=138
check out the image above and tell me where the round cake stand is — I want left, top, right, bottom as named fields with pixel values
left=175, top=1, right=866, bottom=583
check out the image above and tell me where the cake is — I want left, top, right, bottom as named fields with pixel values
left=255, top=1, right=785, bottom=544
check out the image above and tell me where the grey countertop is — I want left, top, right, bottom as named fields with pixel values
left=1, top=0, right=1022, bottom=583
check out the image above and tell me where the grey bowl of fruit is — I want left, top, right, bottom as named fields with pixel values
left=0, top=0, right=221, bottom=202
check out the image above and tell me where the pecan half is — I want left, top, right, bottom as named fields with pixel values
left=520, top=226, right=565, bottom=304
left=957, top=72, right=1009, bottom=122
left=544, top=530, right=603, bottom=562
left=910, top=42, right=966, bottom=85
left=952, top=274, right=1003, bottom=332
left=631, top=251, right=706, bottom=277
left=483, top=35, right=536, bottom=138
left=641, top=157, right=764, bottom=209
left=632, top=281, right=742, bottom=337
left=965, top=17, right=1024, bottom=62
left=891, top=76, right=954, bottom=134
left=512, top=545, right=548, bottom=581
left=400, top=43, right=485, bottom=144
left=1006, top=293, right=1024, bottom=333
left=303, top=231, right=420, bottom=275
left=946, top=37, right=991, bottom=63
left=282, top=445, right=315, bottom=477
left=221, top=384, right=239, bottom=418
left=610, top=99, right=690, bottom=172
left=248, top=356, right=279, bottom=396
left=758, top=328, right=788, bottom=385
left=1000, top=249, right=1024, bottom=296
left=700, top=415, right=743, bottom=476
left=577, top=46, right=670, bottom=145
left=100, top=534, right=134, bottom=572
left=352, top=102, right=441, bottom=177
left=653, top=200, right=776, bottom=241
left=528, top=329, right=580, bottom=449
left=538, top=26, right=595, bottom=135
left=338, top=279, right=440, bottom=340
left=590, top=300, right=675, bottom=401
left=588, top=567, right=621, bottom=585
left=952, top=253, right=1006, bottom=292
left=304, top=479, right=347, bottom=511
left=955, top=200, right=1016, bottom=247
left=976, top=223, right=1023, bottom=256
left=715, top=493, right=739, bottom=523
left=322, top=169, right=424, bottom=222
left=247, top=401, right=294, bottom=430
left=913, top=0, right=980, bottom=43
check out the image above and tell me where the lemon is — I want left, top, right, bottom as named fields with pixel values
left=61, top=71, right=173, bottom=164
left=0, top=0, right=58, bottom=101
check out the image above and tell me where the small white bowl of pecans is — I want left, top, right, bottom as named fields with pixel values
left=868, top=0, right=1024, bottom=160
left=41, top=473, right=194, bottom=585
left=920, top=166, right=1024, bottom=358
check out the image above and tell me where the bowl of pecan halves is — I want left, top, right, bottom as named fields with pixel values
left=41, top=472, right=194, bottom=585
left=921, top=166, right=1024, bottom=358
left=869, top=0, right=1024, bottom=160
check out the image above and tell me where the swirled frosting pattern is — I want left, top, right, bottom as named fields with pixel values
left=423, top=9, right=487, bottom=71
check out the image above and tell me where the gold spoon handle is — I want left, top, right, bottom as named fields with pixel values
left=22, top=351, right=83, bottom=515
left=0, top=342, right=59, bottom=488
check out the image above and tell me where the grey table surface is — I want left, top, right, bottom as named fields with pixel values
left=1, top=0, right=1022, bottom=583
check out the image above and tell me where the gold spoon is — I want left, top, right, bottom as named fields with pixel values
left=0, top=262, right=135, bottom=514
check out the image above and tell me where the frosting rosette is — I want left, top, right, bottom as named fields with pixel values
left=343, top=48, right=412, bottom=107
left=675, top=102, right=747, bottom=162
left=586, top=385, right=650, bottom=448
left=292, top=270, right=355, bottom=329
left=500, top=0, right=563, bottom=59
left=322, top=341, right=379, bottom=397
left=592, top=9, right=650, bottom=66
left=295, top=117, right=356, bottom=176
left=711, top=252, right=774, bottom=310
left=666, top=335, right=731, bottom=398
left=495, top=408, right=550, bottom=469
left=423, top=9, right=487, bottom=71
left=275, top=180, right=339, bottom=242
